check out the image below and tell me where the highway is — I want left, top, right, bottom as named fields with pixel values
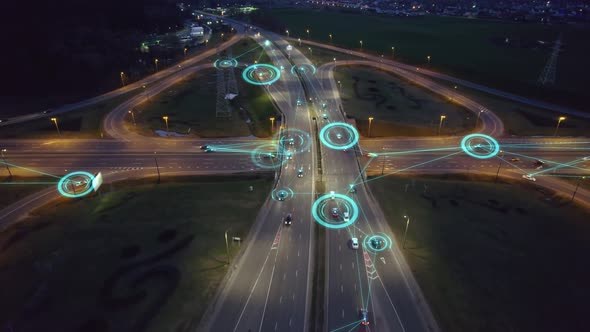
left=1, top=15, right=589, bottom=332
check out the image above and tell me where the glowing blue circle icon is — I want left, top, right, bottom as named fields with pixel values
left=214, top=58, right=238, bottom=69
left=461, top=134, right=500, bottom=159
left=242, top=64, right=281, bottom=85
left=319, top=122, right=359, bottom=151
left=251, top=143, right=286, bottom=169
left=312, top=193, right=359, bottom=229
left=290, top=64, right=317, bottom=76
left=57, top=171, right=95, bottom=198
left=364, top=234, right=392, bottom=253
left=272, top=187, right=294, bottom=201
left=276, top=128, right=312, bottom=155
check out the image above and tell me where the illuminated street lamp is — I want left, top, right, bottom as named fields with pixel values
left=306, top=29, right=310, bottom=39
left=338, top=80, right=342, bottom=90
left=554, top=116, right=566, bottom=136
left=368, top=117, right=374, bottom=137
left=50, top=117, right=61, bottom=136
left=269, top=117, right=275, bottom=133
left=221, top=33, right=225, bottom=40
left=391, top=46, right=395, bottom=58
left=286, top=29, right=289, bottom=37
left=402, top=215, right=411, bottom=249
left=184, top=47, right=188, bottom=57
left=155, top=58, right=159, bottom=71
left=475, top=109, right=484, bottom=129
left=205, top=39, right=209, bottom=46
left=308, top=47, right=312, bottom=57
left=438, top=115, right=446, bottom=135
left=360, top=40, right=363, bottom=50
left=298, top=38, right=301, bottom=46
left=333, top=57, right=336, bottom=65
left=329, top=33, right=333, bottom=43
left=572, top=176, right=587, bottom=201
left=427, top=55, right=431, bottom=64
left=128, top=110, right=136, bottom=126
left=162, top=116, right=169, bottom=133
left=142, top=84, right=149, bottom=101
left=1, top=148, right=12, bottom=177
left=120, top=71, right=125, bottom=87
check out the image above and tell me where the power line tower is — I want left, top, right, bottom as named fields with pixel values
left=215, top=64, right=231, bottom=118
left=537, top=34, right=562, bottom=85
left=226, top=48, right=239, bottom=95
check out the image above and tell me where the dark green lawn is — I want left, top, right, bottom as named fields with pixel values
left=0, top=175, right=273, bottom=332
left=369, top=174, right=590, bottom=332
left=267, top=9, right=590, bottom=110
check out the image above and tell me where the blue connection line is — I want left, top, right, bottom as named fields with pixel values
left=357, top=151, right=463, bottom=185
left=0, top=161, right=61, bottom=179
left=503, top=151, right=588, bottom=173
left=529, top=157, right=588, bottom=177
left=233, top=44, right=263, bottom=59
left=0, top=182, right=58, bottom=185
left=329, top=319, right=363, bottom=332
left=378, top=146, right=462, bottom=156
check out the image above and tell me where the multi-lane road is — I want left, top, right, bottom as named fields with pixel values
left=1, top=15, right=589, bottom=332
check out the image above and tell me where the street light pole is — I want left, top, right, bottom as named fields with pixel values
left=162, top=116, right=169, bottom=133
left=333, top=57, right=336, bottom=66
left=128, top=110, right=136, bottom=126
left=306, top=29, right=310, bottom=39
left=1, top=148, right=12, bottom=177
left=368, top=117, right=374, bottom=137
left=554, top=116, right=566, bottom=136
left=381, top=155, right=386, bottom=175
left=154, top=152, right=161, bottom=184
left=224, top=229, right=231, bottom=265
left=391, top=46, right=395, bottom=58
left=360, top=40, right=363, bottom=50
left=495, top=150, right=504, bottom=182
left=184, top=47, right=187, bottom=57
left=427, top=55, right=431, bottom=64
left=50, top=117, right=61, bottom=136
left=475, top=110, right=483, bottom=129
left=120, top=72, right=125, bottom=87
left=402, top=215, right=411, bottom=249
left=155, top=58, right=159, bottom=72
left=329, top=33, right=333, bottom=43
left=298, top=38, right=301, bottom=46
left=438, top=115, right=446, bottom=135
left=572, top=176, right=586, bottom=201
left=286, top=30, right=289, bottom=37
left=269, top=117, right=275, bottom=133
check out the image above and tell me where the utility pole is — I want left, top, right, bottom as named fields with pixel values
left=224, top=229, right=231, bottom=265
left=572, top=176, right=586, bottom=201
left=1, top=149, right=12, bottom=177
left=154, top=152, right=161, bottom=184
left=402, top=216, right=411, bottom=249
left=381, top=155, right=386, bottom=175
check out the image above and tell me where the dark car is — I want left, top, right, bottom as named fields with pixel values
left=284, top=213, right=292, bottom=225
left=200, top=145, right=209, bottom=150
left=360, top=309, right=369, bottom=326
left=371, top=238, right=383, bottom=249
left=331, top=208, right=339, bottom=218
left=278, top=191, right=286, bottom=201
left=297, top=169, right=303, bottom=178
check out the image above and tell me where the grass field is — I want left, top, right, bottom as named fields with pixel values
left=0, top=176, right=55, bottom=210
left=334, top=66, right=474, bottom=136
left=131, top=38, right=278, bottom=138
left=0, top=175, right=273, bottom=332
left=264, top=9, right=590, bottom=110
left=369, top=174, right=590, bottom=332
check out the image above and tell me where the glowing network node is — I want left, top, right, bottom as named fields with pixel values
left=264, top=39, right=271, bottom=46
left=272, top=187, right=295, bottom=201
left=275, top=128, right=312, bottom=154
left=251, top=143, right=287, bottom=169
left=290, top=64, right=317, bottom=76
left=213, top=57, right=238, bottom=69
left=319, top=122, right=359, bottom=151
left=242, top=64, right=281, bottom=85
left=460, top=133, right=500, bottom=159
left=312, top=193, right=359, bottom=229
left=57, top=171, right=95, bottom=198
left=364, top=234, right=393, bottom=253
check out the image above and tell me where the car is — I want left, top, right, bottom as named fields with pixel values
left=278, top=192, right=286, bottom=201
left=284, top=213, right=292, bottom=225
left=336, top=133, right=342, bottom=139
left=199, top=145, right=209, bottom=150
left=322, top=114, right=328, bottom=120
left=330, top=191, right=335, bottom=199
left=343, top=212, right=350, bottom=222
left=297, top=169, right=303, bottom=178
left=331, top=208, right=339, bottom=218
left=205, top=148, right=215, bottom=153
left=360, top=309, right=369, bottom=325
left=343, top=149, right=348, bottom=152
left=349, top=184, right=356, bottom=193
left=522, top=174, right=536, bottom=182
left=366, top=152, right=378, bottom=158
left=322, top=102, right=327, bottom=109
left=584, top=156, right=590, bottom=161
left=263, top=153, right=276, bottom=159
left=533, top=160, right=544, bottom=167
left=296, top=100, right=302, bottom=106
left=370, top=238, right=383, bottom=249
left=351, top=237, right=359, bottom=249
left=289, top=138, right=295, bottom=145
left=510, top=158, right=520, bottom=162
left=286, top=152, right=292, bottom=160
left=0, top=119, right=8, bottom=123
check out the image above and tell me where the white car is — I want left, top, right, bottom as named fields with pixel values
left=351, top=238, right=359, bottom=250
left=336, top=133, right=342, bottom=139
left=522, top=174, right=536, bottom=182
left=343, top=212, right=350, bottom=222
left=330, top=191, right=335, bottom=199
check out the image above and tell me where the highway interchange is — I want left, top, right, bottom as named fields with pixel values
left=1, top=15, right=589, bottom=332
